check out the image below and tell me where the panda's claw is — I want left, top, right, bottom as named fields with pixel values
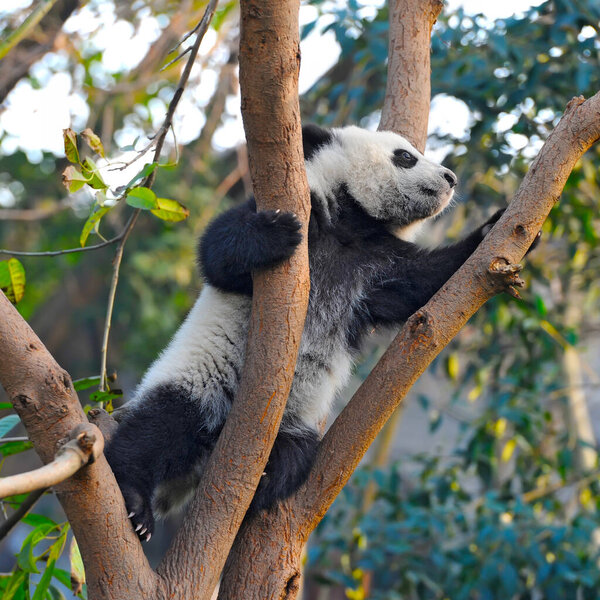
left=127, top=511, right=135, bottom=519
left=145, top=533, right=152, bottom=543
left=135, top=523, right=143, bottom=532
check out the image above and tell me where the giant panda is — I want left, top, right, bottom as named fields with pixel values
left=105, top=124, right=516, bottom=541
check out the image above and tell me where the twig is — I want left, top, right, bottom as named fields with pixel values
left=0, top=488, right=46, bottom=541
left=161, top=46, right=192, bottom=71
left=0, top=230, right=124, bottom=257
left=169, top=14, right=207, bottom=54
left=98, top=211, right=140, bottom=392
left=0, top=424, right=103, bottom=499
left=0, top=437, right=29, bottom=443
left=97, top=1, right=218, bottom=391
left=0, top=0, right=61, bottom=61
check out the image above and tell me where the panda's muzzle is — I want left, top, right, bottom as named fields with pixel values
left=441, top=168, right=458, bottom=188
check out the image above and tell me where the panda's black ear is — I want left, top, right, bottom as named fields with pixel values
left=302, top=124, right=333, bottom=161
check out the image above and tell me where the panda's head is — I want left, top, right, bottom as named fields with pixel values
left=303, top=124, right=457, bottom=237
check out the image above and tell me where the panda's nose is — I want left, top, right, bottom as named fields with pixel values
left=442, top=169, right=457, bottom=188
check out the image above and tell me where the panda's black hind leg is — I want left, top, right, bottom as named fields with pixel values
left=104, top=383, right=224, bottom=541
left=249, top=426, right=320, bottom=513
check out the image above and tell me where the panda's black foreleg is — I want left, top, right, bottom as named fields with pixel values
left=248, top=426, right=320, bottom=513
left=366, top=209, right=538, bottom=325
left=198, top=198, right=302, bottom=295
left=105, top=384, right=223, bottom=540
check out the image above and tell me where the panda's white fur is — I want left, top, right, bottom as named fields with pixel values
left=131, top=285, right=251, bottom=431
left=106, top=125, right=502, bottom=540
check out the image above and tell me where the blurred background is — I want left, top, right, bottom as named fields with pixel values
left=1, top=0, right=600, bottom=598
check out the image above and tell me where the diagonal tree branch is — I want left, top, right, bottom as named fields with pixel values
left=295, top=90, right=600, bottom=533
left=157, top=1, right=311, bottom=598
left=0, top=291, right=158, bottom=600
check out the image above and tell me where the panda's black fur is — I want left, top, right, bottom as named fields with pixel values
left=105, top=124, right=514, bottom=541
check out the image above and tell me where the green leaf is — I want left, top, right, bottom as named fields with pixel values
left=51, top=570, right=70, bottom=589
left=47, top=585, right=66, bottom=600
left=69, top=537, right=85, bottom=596
left=0, top=403, right=12, bottom=410
left=1, top=570, right=26, bottom=600
left=0, top=258, right=26, bottom=303
left=80, top=128, right=105, bottom=158
left=123, top=162, right=158, bottom=190
left=80, top=205, right=110, bottom=247
left=126, top=187, right=158, bottom=210
left=61, top=166, right=90, bottom=193
left=21, top=514, right=55, bottom=528
left=31, top=558, right=55, bottom=600
left=72, top=376, right=101, bottom=392
left=63, top=128, right=80, bottom=164
left=88, top=390, right=122, bottom=404
left=150, top=197, right=190, bottom=222
left=17, top=536, right=40, bottom=573
left=81, top=158, right=107, bottom=191
left=0, top=441, right=33, bottom=456
left=0, top=414, right=20, bottom=437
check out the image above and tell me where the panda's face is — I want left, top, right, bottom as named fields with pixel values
left=304, top=125, right=457, bottom=231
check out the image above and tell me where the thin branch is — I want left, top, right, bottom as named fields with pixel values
left=145, top=0, right=218, bottom=186
left=0, top=229, right=123, bottom=257
left=98, top=210, right=140, bottom=392
left=161, top=46, right=192, bottom=72
left=0, top=488, right=46, bottom=541
left=0, top=424, right=103, bottom=498
left=0, top=0, right=62, bottom=61
left=521, top=470, right=600, bottom=504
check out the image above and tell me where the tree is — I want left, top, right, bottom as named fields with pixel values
left=0, top=0, right=599, bottom=599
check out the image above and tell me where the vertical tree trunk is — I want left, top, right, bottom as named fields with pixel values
left=219, top=1, right=443, bottom=597
left=379, top=0, right=444, bottom=149
left=157, top=0, right=310, bottom=597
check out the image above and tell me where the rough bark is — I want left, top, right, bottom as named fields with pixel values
left=0, top=0, right=79, bottom=103
left=379, top=0, right=444, bottom=150
left=0, top=292, right=159, bottom=600
left=157, top=1, right=310, bottom=598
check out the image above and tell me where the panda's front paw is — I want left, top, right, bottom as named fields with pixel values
left=253, top=210, right=303, bottom=264
left=121, top=484, right=155, bottom=542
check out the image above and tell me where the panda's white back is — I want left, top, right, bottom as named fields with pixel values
left=131, top=284, right=252, bottom=431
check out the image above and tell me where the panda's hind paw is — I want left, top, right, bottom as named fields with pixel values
left=121, top=484, right=155, bottom=542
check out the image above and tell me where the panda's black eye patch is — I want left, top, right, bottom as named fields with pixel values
left=392, top=149, right=418, bottom=169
